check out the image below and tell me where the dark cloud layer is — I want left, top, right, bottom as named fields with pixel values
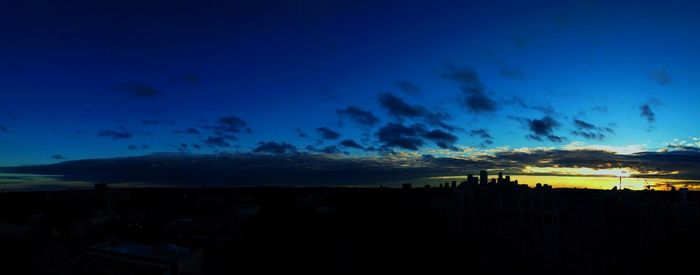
left=336, top=107, right=380, bottom=127
left=97, top=128, right=133, bottom=140
left=4, top=147, right=699, bottom=187
left=440, top=66, right=496, bottom=113
left=0, top=126, right=7, bottom=133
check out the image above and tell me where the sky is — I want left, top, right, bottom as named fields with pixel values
left=1, top=0, right=699, bottom=189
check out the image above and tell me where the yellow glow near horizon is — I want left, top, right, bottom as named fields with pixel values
left=424, top=175, right=699, bottom=190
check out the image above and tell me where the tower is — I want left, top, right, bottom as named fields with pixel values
left=480, top=170, right=488, bottom=185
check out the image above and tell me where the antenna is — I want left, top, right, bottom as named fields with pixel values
left=619, top=177, right=622, bottom=190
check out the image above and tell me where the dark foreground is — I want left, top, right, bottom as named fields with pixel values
left=0, top=184, right=698, bottom=274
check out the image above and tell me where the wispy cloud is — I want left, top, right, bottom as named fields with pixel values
left=337, top=107, right=380, bottom=127
left=440, top=65, right=496, bottom=113
left=650, top=69, right=672, bottom=86
left=394, top=80, right=422, bottom=96
left=113, top=82, right=160, bottom=99
left=97, top=127, right=133, bottom=140
left=253, top=141, right=298, bottom=155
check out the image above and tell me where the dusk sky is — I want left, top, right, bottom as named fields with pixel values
left=1, top=0, right=700, bottom=189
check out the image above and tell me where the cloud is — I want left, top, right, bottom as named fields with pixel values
left=376, top=123, right=459, bottom=151
left=424, top=129, right=458, bottom=150
left=172, top=73, right=200, bottom=86
left=6, top=147, right=699, bottom=187
left=97, top=127, right=133, bottom=140
left=590, top=106, right=608, bottom=112
left=316, top=127, right=340, bottom=140
left=128, top=144, right=150, bottom=150
left=113, top=82, right=159, bottom=99
left=214, top=115, right=251, bottom=135
left=337, top=107, right=380, bottom=127
left=651, top=69, right=671, bottom=85
left=203, top=115, right=252, bottom=140
left=423, top=111, right=459, bottom=132
left=295, top=128, right=309, bottom=138
left=378, top=93, right=457, bottom=131
left=176, top=128, right=201, bottom=135
left=253, top=141, right=298, bottom=155
left=571, top=119, right=613, bottom=140
left=514, top=116, right=565, bottom=143
left=490, top=54, right=526, bottom=81
left=339, top=139, right=364, bottom=150
left=440, top=66, right=496, bottom=113
left=142, top=120, right=159, bottom=125
left=376, top=123, right=426, bottom=150
left=306, top=145, right=343, bottom=155
left=51, top=154, right=66, bottom=160
left=378, top=93, right=426, bottom=118
left=0, top=125, right=7, bottom=133
left=205, top=136, right=230, bottom=147
left=640, top=103, right=655, bottom=123
left=469, top=128, right=494, bottom=146
left=394, top=80, right=422, bottom=96
left=504, top=96, right=559, bottom=116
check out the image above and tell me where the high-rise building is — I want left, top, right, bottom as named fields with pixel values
left=480, top=170, right=488, bottom=185
left=498, top=172, right=504, bottom=184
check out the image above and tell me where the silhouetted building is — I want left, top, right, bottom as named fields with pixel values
left=402, top=183, right=412, bottom=191
left=480, top=170, right=488, bottom=185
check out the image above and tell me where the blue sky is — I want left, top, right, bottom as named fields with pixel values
left=0, top=0, right=699, bottom=175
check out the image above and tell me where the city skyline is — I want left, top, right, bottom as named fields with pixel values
left=1, top=1, right=700, bottom=189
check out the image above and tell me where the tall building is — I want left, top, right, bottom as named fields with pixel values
left=498, top=172, right=504, bottom=184
left=480, top=170, right=488, bottom=185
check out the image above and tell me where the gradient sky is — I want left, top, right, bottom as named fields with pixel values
left=1, top=0, right=699, bottom=189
